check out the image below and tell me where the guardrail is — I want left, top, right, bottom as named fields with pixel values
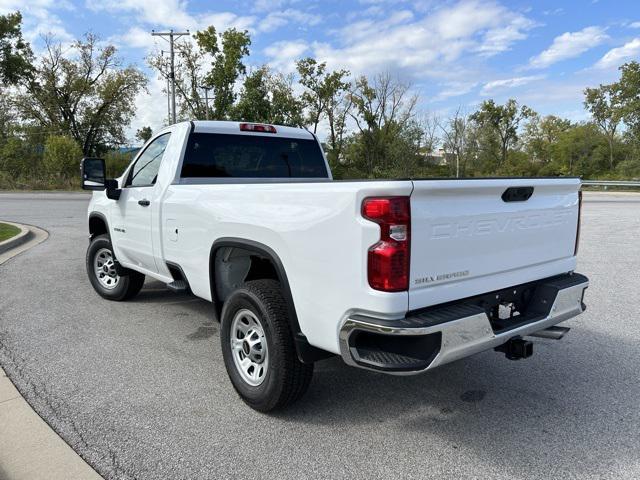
left=582, top=180, right=640, bottom=187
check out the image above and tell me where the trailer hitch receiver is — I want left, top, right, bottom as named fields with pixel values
left=495, top=337, right=533, bottom=360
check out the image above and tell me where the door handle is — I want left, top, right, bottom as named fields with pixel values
left=138, top=199, right=150, bottom=207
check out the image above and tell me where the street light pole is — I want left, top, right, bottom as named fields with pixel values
left=151, top=29, right=190, bottom=124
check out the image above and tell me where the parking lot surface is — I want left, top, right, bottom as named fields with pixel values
left=0, top=191, right=639, bottom=479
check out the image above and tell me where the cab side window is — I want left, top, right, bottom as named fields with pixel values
left=126, top=134, right=171, bottom=187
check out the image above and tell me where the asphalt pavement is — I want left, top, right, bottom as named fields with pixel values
left=0, top=191, right=639, bottom=480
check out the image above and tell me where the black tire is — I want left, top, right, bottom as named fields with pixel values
left=220, top=279, right=313, bottom=412
left=86, top=234, right=145, bottom=301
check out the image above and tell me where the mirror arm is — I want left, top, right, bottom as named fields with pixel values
left=105, top=179, right=121, bottom=200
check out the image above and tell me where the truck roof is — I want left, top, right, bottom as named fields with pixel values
left=190, top=121, right=315, bottom=140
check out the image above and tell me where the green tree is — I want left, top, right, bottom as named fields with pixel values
left=104, top=149, right=135, bottom=178
left=348, top=73, right=419, bottom=176
left=0, top=94, right=17, bottom=144
left=296, top=58, right=352, bottom=166
left=439, top=108, right=470, bottom=177
left=151, top=27, right=250, bottom=120
left=42, top=135, right=83, bottom=178
left=553, top=123, right=608, bottom=177
left=0, top=11, right=33, bottom=85
left=325, top=87, right=353, bottom=167
left=523, top=114, right=571, bottom=164
left=135, top=126, right=153, bottom=143
left=233, top=66, right=303, bottom=125
left=296, top=58, right=350, bottom=133
left=267, top=72, right=304, bottom=126
left=0, top=136, right=37, bottom=178
left=233, top=67, right=271, bottom=122
left=584, top=84, right=622, bottom=169
left=16, top=34, right=147, bottom=156
left=613, top=61, right=640, bottom=139
left=197, top=27, right=251, bottom=119
left=470, top=99, right=534, bottom=167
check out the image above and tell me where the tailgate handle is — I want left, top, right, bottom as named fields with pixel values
left=502, top=187, right=534, bottom=202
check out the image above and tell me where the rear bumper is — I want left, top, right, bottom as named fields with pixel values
left=339, top=273, right=588, bottom=374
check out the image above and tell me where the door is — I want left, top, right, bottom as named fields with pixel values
left=111, top=133, right=171, bottom=273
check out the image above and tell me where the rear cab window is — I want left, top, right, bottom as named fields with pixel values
left=180, top=133, right=329, bottom=179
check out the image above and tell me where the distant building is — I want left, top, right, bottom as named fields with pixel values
left=421, top=148, right=456, bottom=166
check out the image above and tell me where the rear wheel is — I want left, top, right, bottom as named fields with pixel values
left=220, top=279, right=313, bottom=412
left=86, top=234, right=145, bottom=301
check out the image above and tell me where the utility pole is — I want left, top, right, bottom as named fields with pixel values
left=161, top=51, right=170, bottom=125
left=151, top=29, right=190, bottom=124
left=202, top=86, right=212, bottom=120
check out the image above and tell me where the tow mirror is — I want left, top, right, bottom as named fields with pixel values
left=80, top=157, right=121, bottom=200
left=81, top=157, right=106, bottom=190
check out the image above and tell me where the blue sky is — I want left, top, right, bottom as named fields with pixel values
left=2, top=0, right=640, bottom=139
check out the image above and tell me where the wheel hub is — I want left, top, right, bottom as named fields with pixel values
left=94, top=247, right=120, bottom=290
left=230, top=309, right=269, bottom=386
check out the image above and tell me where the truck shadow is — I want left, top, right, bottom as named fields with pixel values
left=277, top=327, right=638, bottom=477
left=115, top=279, right=636, bottom=477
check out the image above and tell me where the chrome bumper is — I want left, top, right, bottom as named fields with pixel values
left=339, top=273, right=589, bottom=375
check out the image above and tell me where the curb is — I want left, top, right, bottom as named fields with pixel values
left=0, top=222, right=49, bottom=266
left=0, top=367, right=102, bottom=480
left=0, top=221, right=33, bottom=254
left=0, top=223, right=100, bottom=479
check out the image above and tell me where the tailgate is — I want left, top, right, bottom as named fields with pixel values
left=408, top=178, right=580, bottom=311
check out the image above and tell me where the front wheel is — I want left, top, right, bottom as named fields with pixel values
left=86, top=234, right=145, bottom=301
left=220, top=280, right=313, bottom=412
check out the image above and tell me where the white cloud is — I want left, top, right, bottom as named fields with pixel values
left=197, top=12, right=256, bottom=32
left=481, top=75, right=545, bottom=95
left=477, top=15, right=537, bottom=56
left=0, top=0, right=70, bottom=12
left=86, top=0, right=256, bottom=32
left=542, top=8, right=564, bottom=16
left=258, top=9, right=322, bottom=33
left=254, top=0, right=298, bottom=12
left=528, top=26, right=609, bottom=69
left=283, top=0, right=535, bottom=79
left=126, top=76, right=170, bottom=141
left=433, top=81, right=478, bottom=101
left=629, top=21, right=640, bottom=29
left=0, top=0, right=74, bottom=45
left=118, top=27, right=157, bottom=50
left=594, top=38, right=640, bottom=69
left=337, top=10, right=414, bottom=43
left=86, top=0, right=193, bottom=29
left=263, top=40, right=309, bottom=73
left=515, top=80, right=593, bottom=110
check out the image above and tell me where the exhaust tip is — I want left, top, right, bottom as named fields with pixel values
left=528, top=326, right=570, bottom=340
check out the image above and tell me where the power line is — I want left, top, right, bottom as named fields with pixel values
left=151, top=29, right=190, bottom=125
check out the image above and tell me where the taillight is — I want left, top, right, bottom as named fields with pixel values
left=574, top=189, right=582, bottom=255
left=362, top=197, right=410, bottom=292
left=239, top=123, right=277, bottom=133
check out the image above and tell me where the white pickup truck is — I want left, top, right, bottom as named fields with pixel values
left=82, top=121, right=588, bottom=412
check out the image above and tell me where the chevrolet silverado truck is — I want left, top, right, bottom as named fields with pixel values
left=81, top=120, right=589, bottom=412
